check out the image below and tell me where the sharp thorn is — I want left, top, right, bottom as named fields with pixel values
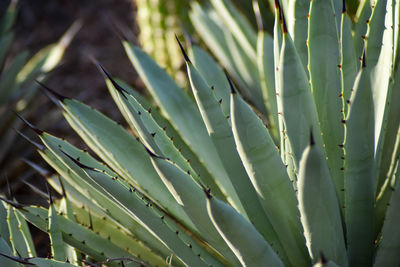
left=0, top=252, right=34, bottom=265
left=109, top=19, right=128, bottom=42
left=197, top=181, right=212, bottom=199
left=108, top=18, right=137, bottom=43
left=281, top=7, right=288, bottom=34
left=90, top=58, right=129, bottom=98
left=23, top=179, right=49, bottom=200
left=14, top=128, right=44, bottom=150
left=175, top=34, right=191, bottom=64
left=318, top=252, right=328, bottom=264
left=225, top=73, right=236, bottom=94
left=0, top=196, right=26, bottom=209
left=274, top=0, right=280, bottom=9
left=362, top=49, right=366, bottom=68
left=35, top=80, right=68, bottom=104
left=22, top=158, right=50, bottom=177
left=143, top=145, right=165, bottom=159
left=309, top=127, right=315, bottom=146
left=14, top=113, right=43, bottom=135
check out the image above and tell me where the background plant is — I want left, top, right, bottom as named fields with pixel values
left=0, top=0, right=80, bottom=189
left=0, top=0, right=399, bottom=266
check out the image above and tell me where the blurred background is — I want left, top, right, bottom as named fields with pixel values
left=0, top=0, right=141, bottom=200
left=9, top=0, right=139, bottom=123
left=0, top=0, right=145, bottom=256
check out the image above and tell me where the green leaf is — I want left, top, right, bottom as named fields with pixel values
left=189, top=43, right=231, bottom=117
left=58, top=97, right=195, bottom=231
left=78, top=166, right=224, bottom=267
left=18, top=206, right=140, bottom=265
left=287, top=0, right=310, bottom=69
left=71, top=204, right=167, bottom=267
left=0, top=201, right=10, bottom=248
left=186, top=62, right=285, bottom=259
left=209, top=0, right=257, bottom=60
left=340, top=10, right=358, bottom=105
left=308, top=0, right=345, bottom=211
left=206, top=195, right=284, bottom=267
left=105, top=76, right=226, bottom=201
left=0, top=238, right=19, bottom=267
left=257, top=31, right=279, bottom=140
left=150, top=156, right=240, bottom=266
left=48, top=204, right=66, bottom=261
left=298, top=138, right=347, bottom=266
left=231, top=91, right=309, bottom=267
left=6, top=205, right=34, bottom=257
left=344, top=66, right=375, bottom=266
left=38, top=134, right=178, bottom=261
left=374, top=163, right=400, bottom=267
left=353, top=0, right=372, bottom=60
left=278, top=29, right=324, bottom=171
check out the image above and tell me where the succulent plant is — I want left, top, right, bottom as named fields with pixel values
left=1, top=0, right=399, bottom=266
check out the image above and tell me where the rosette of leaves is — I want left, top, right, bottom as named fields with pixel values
left=1, top=0, right=399, bottom=266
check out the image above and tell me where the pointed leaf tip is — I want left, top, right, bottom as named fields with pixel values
left=22, top=158, right=50, bottom=177
left=225, top=73, right=236, bottom=94
left=14, top=113, right=43, bottom=135
left=175, top=34, right=191, bottom=64
left=281, top=8, right=288, bottom=34
left=14, top=128, right=44, bottom=150
left=0, top=196, right=26, bottom=209
left=362, top=49, right=366, bottom=68
left=91, top=59, right=129, bottom=98
left=144, top=145, right=162, bottom=159
left=318, top=252, right=328, bottom=264
left=309, top=128, right=315, bottom=146
left=109, top=19, right=129, bottom=42
left=275, top=0, right=287, bottom=33
left=0, top=252, right=34, bottom=265
left=36, top=80, right=68, bottom=103
left=197, top=180, right=212, bottom=199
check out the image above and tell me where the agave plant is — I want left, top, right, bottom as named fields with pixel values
left=1, top=0, right=399, bottom=266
